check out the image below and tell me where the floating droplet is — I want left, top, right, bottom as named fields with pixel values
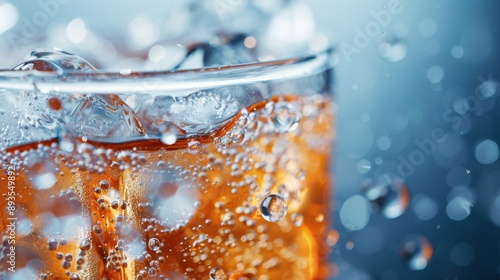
left=362, top=179, right=410, bottom=219
left=291, top=213, right=303, bottom=226
left=148, top=238, right=161, bottom=251
left=209, top=267, right=226, bottom=280
left=268, top=102, right=301, bottom=133
left=400, top=236, right=433, bottom=271
left=161, top=125, right=177, bottom=145
left=260, top=194, right=288, bottom=222
left=79, top=238, right=91, bottom=251
left=188, top=140, right=203, bottom=154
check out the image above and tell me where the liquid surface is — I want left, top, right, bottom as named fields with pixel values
left=0, top=94, right=334, bottom=280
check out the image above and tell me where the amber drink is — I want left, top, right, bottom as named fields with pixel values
left=0, top=49, right=334, bottom=280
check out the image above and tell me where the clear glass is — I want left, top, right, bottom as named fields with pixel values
left=0, top=49, right=334, bottom=279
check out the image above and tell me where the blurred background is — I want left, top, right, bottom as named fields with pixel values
left=1, top=0, right=499, bottom=279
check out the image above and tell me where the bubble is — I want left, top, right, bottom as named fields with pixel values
left=230, top=127, right=245, bottom=143
left=291, top=213, right=304, bottom=226
left=209, top=267, right=227, bottom=280
left=475, top=139, right=499, bottom=164
left=362, top=179, right=410, bottom=219
left=268, top=102, right=301, bottom=133
left=400, top=236, right=433, bottom=271
left=260, top=194, right=288, bottom=222
left=99, top=180, right=110, bottom=189
left=188, top=140, right=203, bottom=154
left=79, top=238, right=92, bottom=251
left=148, top=238, right=161, bottom=251
left=69, top=273, right=81, bottom=280
left=161, top=125, right=177, bottom=145
left=47, top=237, right=59, bottom=250
left=339, top=195, right=370, bottom=231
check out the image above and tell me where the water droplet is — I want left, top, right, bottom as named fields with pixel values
left=148, top=238, right=161, bottom=251
left=188, top=140, right=203, bottom=154
left=47, top=237, right=58, bottom=250
left=79, top=238, right=91, bottom=251
left=209, top=267, right=226, bottom=280
left=291, top=213, right=303, bottom=226
left=260, top=194, right=288, bottom=222
left=362, top=179, right=410, bottom=219
left=161, top=125, right=177, bottom=145
left=400, top=236, right=433, bottom=271
left=70, top=273, right=81, bottom=280
left=268, top=102, right=301, bottom=133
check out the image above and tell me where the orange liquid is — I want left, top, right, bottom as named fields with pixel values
left=0, top=95, right=334, bottom=279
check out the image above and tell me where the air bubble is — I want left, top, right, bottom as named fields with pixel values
left=99, top=180, right=110, bottom=189
left=47, top=237, right=58, bottom=250
left=268, top=102, right=301, bottom=133
left=260, top=194, right=288, bottom=222
left=70, top=273, right=81, bottom=280
left=188, top=140, right=203, bottom=154
left=209, top=267, right=226, bottom=280
left=79, top=238, right=92, bottom=251
left=148, top=238, right=161, bottom=251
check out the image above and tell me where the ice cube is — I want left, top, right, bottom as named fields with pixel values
left=175, top=33, right=258, bottom=69
left=12, top=49, right=146, bottom=139
left=137, top=84, right=264, bottom=136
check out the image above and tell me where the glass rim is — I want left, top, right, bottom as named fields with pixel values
left=0, top=48, right=332, bottom=96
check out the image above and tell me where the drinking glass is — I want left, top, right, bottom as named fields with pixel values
left=0, top=40, right=334, bottom=280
